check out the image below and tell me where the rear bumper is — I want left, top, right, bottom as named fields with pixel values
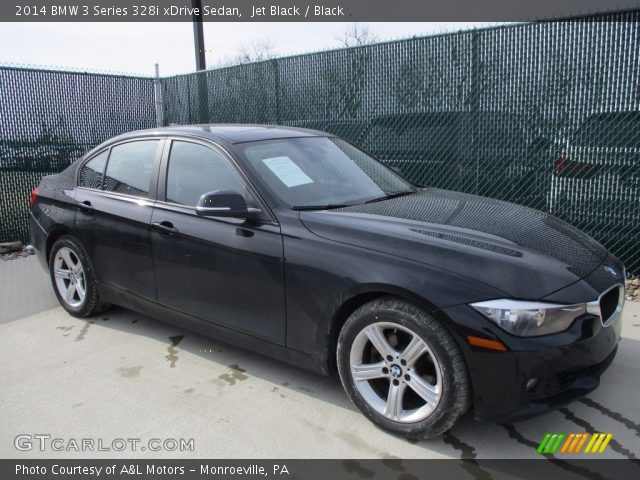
left=438, top=303, right=622, bottom=423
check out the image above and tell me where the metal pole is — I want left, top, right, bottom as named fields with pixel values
left=154, top=63, right=163, bottom=128
left=470, top=31, right=480, bottom=195
left=192, top=0, right=206, bottom=71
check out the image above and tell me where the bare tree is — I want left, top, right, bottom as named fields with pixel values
left=216, top=39, right=277, bottom=67
left=335, top=24, right=379, bottom=48
left=316, top=25, right=379, bottom=119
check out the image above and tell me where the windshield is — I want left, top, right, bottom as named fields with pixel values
left=237, top=137, right=416, bottom=209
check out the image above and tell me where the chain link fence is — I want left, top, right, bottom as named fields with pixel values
left=0, top=66, right=156, bottom=246
left=1, top=10, right=639, bottom=273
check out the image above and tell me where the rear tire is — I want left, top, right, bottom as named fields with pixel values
left=337, top=296, right=471, bottom=439
left=49, top=235, right=110, bottom=317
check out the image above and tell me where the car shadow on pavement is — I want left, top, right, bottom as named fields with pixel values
left=83, top=306, right=354, bottom=408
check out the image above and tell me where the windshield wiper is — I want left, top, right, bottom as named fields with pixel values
left=291, top=204, right=352, bottom=211
left=364, top=190, right=415, bottom=204
left=293, top=191, right=415, bottom=210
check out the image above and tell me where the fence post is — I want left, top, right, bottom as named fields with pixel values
left=273, top=59, right=281, bottom=124
left=154, top=63, right=163, bottom=128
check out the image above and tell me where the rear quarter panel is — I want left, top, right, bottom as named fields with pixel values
left=30, top=164, right=78, bottom=265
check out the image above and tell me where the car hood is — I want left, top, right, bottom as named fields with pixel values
left=299, top=188, right=610, bottom=300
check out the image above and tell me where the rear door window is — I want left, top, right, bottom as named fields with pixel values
left=103, top=140, right=160, bottom=198
left=78, top=150, right=108, bottom=189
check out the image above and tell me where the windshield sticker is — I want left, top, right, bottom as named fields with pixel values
left=262, top=156, right=313, bottom=188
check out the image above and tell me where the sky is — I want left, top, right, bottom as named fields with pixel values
left=0, top=22, right=504, bottom=77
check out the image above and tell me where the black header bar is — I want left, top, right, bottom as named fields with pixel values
left=5, top=0, right=640, bottom=22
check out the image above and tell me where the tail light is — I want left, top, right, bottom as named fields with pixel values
left=29, top=187, right=39, bottom=208
left=553, top=155, right=598, bottom=178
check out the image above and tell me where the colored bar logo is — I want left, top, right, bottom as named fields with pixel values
left=537, top=433, right=613, bottom=454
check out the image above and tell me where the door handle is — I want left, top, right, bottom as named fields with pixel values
left=77, top=201, right=94, bottom=213
left=152, top=221, right=178, bottom=235
left=236, top=228, right=254, bottom=238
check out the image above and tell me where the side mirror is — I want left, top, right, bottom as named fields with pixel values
left=196, top=190, right=250, bottom=218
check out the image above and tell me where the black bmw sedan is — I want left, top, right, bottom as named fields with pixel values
left=29, top=125, right=624, bottom=438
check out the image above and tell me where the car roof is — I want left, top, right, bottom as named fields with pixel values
left=110, top=124, right=332, bottom=144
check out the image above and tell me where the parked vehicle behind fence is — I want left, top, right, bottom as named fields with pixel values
left=551, top=111, right=640, bottom=270
left=359, top=112, right=554, bottom=210
left=29, top=125, right=624, bottom=439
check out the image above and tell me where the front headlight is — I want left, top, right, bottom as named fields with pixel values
left=470, top=299, right=587, bottom=337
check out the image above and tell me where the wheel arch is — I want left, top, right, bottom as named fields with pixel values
left=45, top=226, right=72, bottom=263
left=326, top=284, right=443, bottom=376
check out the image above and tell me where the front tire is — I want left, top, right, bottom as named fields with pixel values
left=49, top=235, right=110, bottom=317
left=337, top=297, right=471, bottom=439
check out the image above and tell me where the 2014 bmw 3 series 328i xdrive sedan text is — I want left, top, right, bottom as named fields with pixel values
left=29, top=125, right=625, bottom=438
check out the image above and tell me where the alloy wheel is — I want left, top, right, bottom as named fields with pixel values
left=349, top=321, right=443, bottom=423
left=53, top=247, right=86, bottom=308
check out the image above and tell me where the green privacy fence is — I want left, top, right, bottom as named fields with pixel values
left=0, top=66, right=157, bottom=248
left=1, top=10, right=639, bottom=273
left=161, top=10, right=640, bottom=273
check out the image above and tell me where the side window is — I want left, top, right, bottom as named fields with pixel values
left=166, top=141, right=254, bottom=207
left=103, top=140, right=159, bottom=198
left=78, top=150, right=108, bottom=189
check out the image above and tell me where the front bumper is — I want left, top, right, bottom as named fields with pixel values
left=438, top=302, right=622, bottom=423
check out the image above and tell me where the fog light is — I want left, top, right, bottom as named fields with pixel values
left=526, top=378, right=539, bottom=391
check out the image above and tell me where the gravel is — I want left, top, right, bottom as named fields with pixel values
left=626, top=276, right=640, bottom=303
left=0, top=244, right=35, bottom=261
